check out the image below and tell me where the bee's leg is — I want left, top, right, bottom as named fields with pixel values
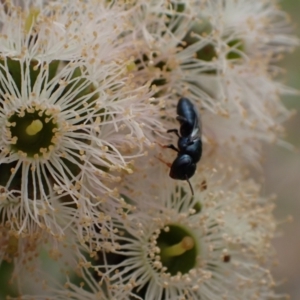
left=166, top=128, right=180, bottom=138
left=156, top=141, right=179, bottom=153
left=164, top=144, right=180, bottom=153
left=155, top=155, right=172, bottom=168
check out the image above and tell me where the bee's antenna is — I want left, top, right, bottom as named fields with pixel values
left=185, top=175, right=194, bottom=196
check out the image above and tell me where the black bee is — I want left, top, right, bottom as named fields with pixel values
left=164, top=97, right=202, bottom=195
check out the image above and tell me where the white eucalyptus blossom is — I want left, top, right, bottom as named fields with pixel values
left=0, top=0, right=132, bottom=62
left=0, top=53, right=161, bottom=236
left=0, top=224, right=76, bottom=296
left=3, top=228, right=137, bottom=300
left=125, top=0, right=298, bottom=164
left=0, top=0, right=296, bottom=299
left=78, top=154, right=282, bottom=300
left=3, top=227, right=84, bottom=297
left=0, top=0, right=165, bottom=238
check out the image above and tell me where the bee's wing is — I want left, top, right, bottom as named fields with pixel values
left=190, top=108, right=202, bottom=139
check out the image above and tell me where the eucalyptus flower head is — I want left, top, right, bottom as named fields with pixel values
left=3, top=226, right=137, bottom=300
left=0, top=222, right=84, bottom=297
left=0, top=0, right=132, bottom=62
left=0, top=0, right=163, bottom=237
left=77, top=151, right=282, bottom=300
left=126, top=0, right=299, bottom=164
left=1, top=226, right=87, bottom=297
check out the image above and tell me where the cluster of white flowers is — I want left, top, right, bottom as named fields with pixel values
left=0, top=0, right=297, bottom=299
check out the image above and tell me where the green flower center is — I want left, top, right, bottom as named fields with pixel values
left=157, top=224, right=198, bottom=275
left=7, top=105, right=59, bottom=158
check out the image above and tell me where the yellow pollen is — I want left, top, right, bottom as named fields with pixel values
left=126, top=61, right=136, bottom=72
left=26, top=120, right=43, bottom=136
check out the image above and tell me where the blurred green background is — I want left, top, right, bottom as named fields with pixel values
left=263, top=0, right=300, bottom=299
